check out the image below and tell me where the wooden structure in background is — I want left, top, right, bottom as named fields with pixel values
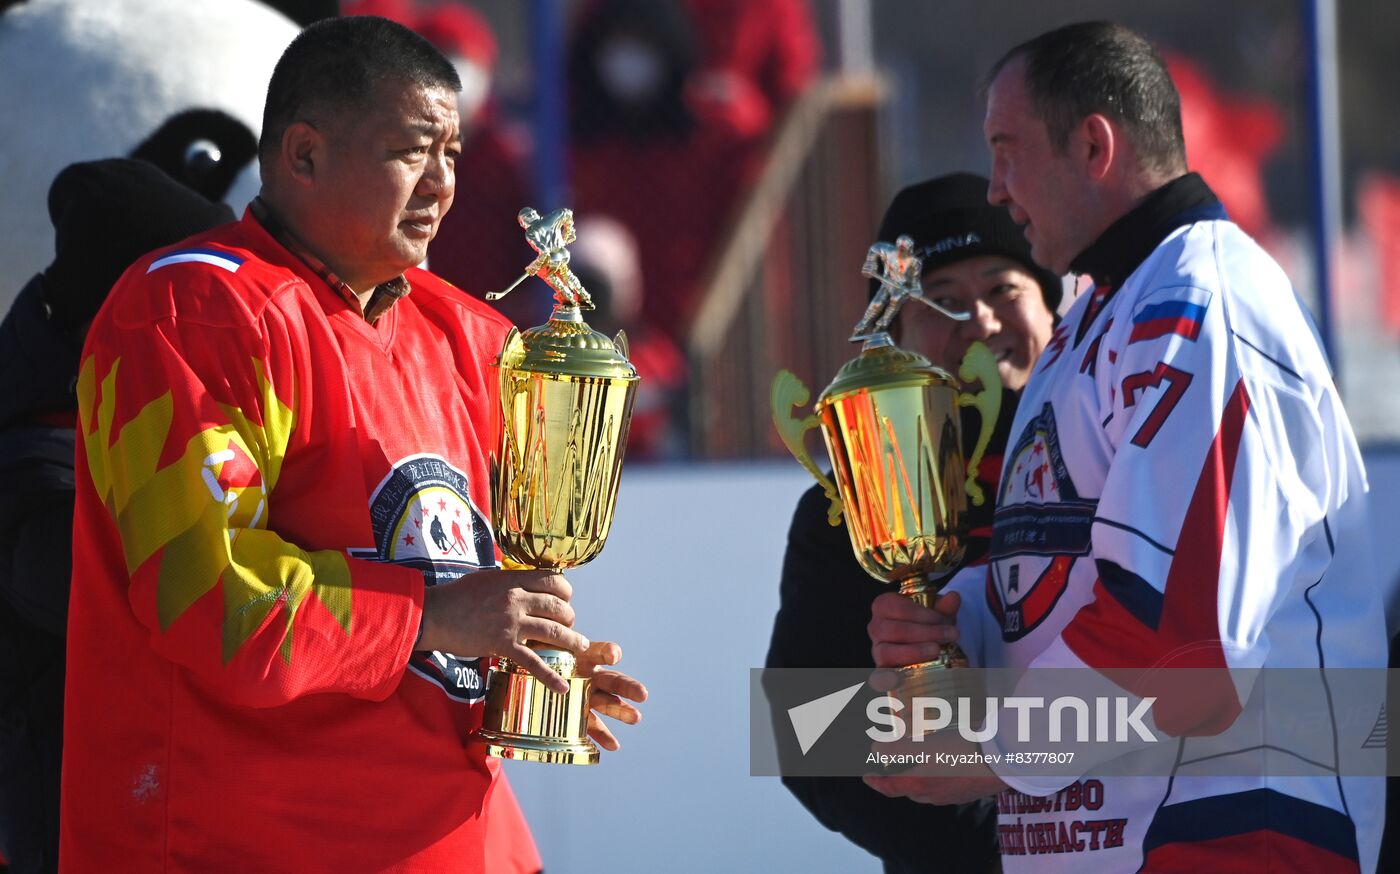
left=686, top=75, right=889, bottom=458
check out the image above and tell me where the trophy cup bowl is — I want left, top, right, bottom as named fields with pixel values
left=470, top=207, right=639, bottom=765
left=816, top=345, right=970, bottom=593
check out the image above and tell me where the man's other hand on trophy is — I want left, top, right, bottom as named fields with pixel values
left=865, top=590, right=1007, bottom=804
left=418, top=570, right=647, bottom=747
left=576, top=640, right=648, bottom=751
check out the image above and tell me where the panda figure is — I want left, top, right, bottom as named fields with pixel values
left=0, top=5, right=548, bottom=872
left=0, top=3, right=309, bottom=869
left=0, top=0, right=304, bottom=316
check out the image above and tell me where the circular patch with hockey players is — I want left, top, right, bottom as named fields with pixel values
left=351, top=453, right=497, bottom=702
left=352, top=453, right=497, bottom=583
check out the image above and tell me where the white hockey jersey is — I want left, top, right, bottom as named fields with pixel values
left=946, top=175, right=1385, bottom=873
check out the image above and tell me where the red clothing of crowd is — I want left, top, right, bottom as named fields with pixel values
left=568, top=0, right=820, bottom=346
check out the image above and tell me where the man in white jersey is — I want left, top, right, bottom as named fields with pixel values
left=866, top=21, right=1386, bottom=872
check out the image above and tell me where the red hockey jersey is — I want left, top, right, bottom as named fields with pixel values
left=61, top=210, right=533, bottom=871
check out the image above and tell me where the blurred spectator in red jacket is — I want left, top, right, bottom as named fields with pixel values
left=1360, top=174, right=1400, bottom=336
left=415, top=4, right=539, bottom=323
left=681, top=0, right=820, bottom=138
left=569, top=0, right=817, bottom=346
left=570, top=215, right=689, bottom=460
left=1166, top=53, right=1284, bottom=241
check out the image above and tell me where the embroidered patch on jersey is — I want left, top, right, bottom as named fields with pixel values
left=146, top=247, right=246, bottom=274
left=1128, top=288, right=1212, bottom=344
left=993, top=556, right=1075, bottom=641
left=997, top=403, right=1081, bottom=507
left=991, top=404, right=1094, bottom=640
left=350, top=453, right=496, bottom=703
left=351, top=454, right=496, bottom=582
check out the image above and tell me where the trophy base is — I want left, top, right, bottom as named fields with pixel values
left=475, top=729, right=600, bottom=766
left=895, top=643, right=972, bottom=698
left=890, top=644, right=985, bottom=733
left=468, top=648, right=599, bottom=766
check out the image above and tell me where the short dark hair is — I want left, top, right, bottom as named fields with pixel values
left=258, top=16, right=461, bottom=163
left=987, top=21, right=1186, bottom=176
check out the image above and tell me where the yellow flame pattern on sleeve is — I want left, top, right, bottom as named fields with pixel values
left=77, top=354, right=352, bottom=664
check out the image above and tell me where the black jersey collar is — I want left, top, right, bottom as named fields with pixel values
left=1069, top=172, right=1227, bottom=289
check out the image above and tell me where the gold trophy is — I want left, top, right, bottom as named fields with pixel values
left=470, top=207, right=639, bottom=765
left=772, top=234, right=1000, bottom=690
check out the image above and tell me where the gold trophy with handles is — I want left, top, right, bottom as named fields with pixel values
left=469, top=207, right=639, bottom=765
left=772, top=234, right=1000, bottom=690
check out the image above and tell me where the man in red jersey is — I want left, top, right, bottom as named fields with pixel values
left=61, top=17, right=644, bottom=872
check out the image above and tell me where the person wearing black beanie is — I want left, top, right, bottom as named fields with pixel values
left=0, top=157, right=232, bottom=874
left=873, top=171, right=1060, bottom=392
left=768, top=173, right=1062, bottom=874
left=877, top=172, right=1061, bottom=308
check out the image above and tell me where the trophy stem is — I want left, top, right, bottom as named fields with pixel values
left=897, top=576, right=940, bottom=611
left=895, top=576, right=971, bottom=701
left=471, top=647, right=599, bottom=765
left=549, top=303, right=584, bottom=323
left=858, top=332, right=895, bottom=352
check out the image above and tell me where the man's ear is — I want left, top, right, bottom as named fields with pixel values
left=1080, top=113, right=1116, bottom=181
left=280, top=121, right=323, bottom=186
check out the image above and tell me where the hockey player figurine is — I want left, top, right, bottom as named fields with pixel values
left=488, top=206, right=594, bottom=310
left=852, top=235, right=970, bottom=343
left=852, top=235, right=920, bottom=342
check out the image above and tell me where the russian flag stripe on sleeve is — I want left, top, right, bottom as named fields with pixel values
left=148, top=248, right=245, bottom=274
left=1130, top=298, right=1207, bottom=343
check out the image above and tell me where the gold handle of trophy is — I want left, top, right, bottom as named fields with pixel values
left=771, top=370, right=843, bottom=526
left=955, top=341, right=1002, bottom=507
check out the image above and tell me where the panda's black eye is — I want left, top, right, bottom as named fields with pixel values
left=129, top=108, right=256, bottom=200
left=185, top=139, right=222, bottom=176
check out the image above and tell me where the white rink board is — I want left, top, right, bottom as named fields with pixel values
left=502, top=462, right=881, bottom=874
